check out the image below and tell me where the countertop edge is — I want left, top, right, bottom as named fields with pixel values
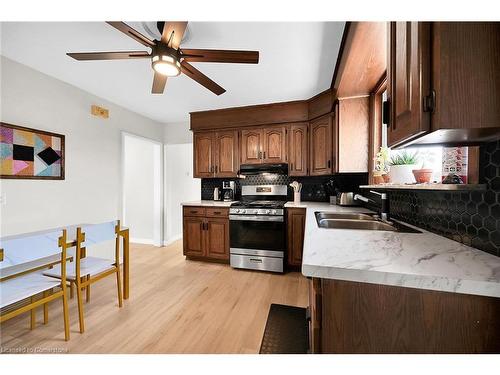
left=301, top=264, right=500, bottom=299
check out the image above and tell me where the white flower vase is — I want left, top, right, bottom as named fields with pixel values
left=389, top=164, right=417, bottom=184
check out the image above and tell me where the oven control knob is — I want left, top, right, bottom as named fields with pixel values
left=253, top=210, right=259, bottom=214
left=238, top=209, right=244, bottom=214
left=265, top=210, right=271, bottom=214
left=271, top=210, right=277, bottom=215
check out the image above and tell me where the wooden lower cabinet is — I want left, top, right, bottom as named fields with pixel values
left=312, top=278, right=500, bottom=353
left=286, top=208, right=306, bottom=268
left=205, top=218, right=230, bottom=260
left=183, top=207, right=230, bottom=262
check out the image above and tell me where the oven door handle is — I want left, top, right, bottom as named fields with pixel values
left=229, top=215, right=284, bottom=222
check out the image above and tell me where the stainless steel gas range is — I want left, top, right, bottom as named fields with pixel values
left=229, top=185, right=287, bottom=273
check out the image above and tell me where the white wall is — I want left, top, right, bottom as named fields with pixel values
left=164, top=143, right=200, bottom=245
left=123, top=135, right=155, bottom=243
left=164, top=122, right=192, bottom=144
left=0, top=57, right=164, bottom=240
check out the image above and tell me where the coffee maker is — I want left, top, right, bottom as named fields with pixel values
left=222, top=181, right=235, bottom=201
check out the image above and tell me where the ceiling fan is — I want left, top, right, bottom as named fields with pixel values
left=67, top=21, right=259, bottom=95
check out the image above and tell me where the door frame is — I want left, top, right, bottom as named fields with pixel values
left=121, top=131, right=164, bottom=247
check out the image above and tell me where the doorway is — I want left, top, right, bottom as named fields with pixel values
left=121, top=132, right=163, bottom=246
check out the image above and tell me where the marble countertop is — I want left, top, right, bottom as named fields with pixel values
left=299, top=202, right=500, bottom=298
left=182, top=200, right=238, bottom=207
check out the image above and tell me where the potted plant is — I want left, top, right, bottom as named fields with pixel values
left=373, top=147, right=390, bottom=184
left=389, top=150, right=419, bottom=184
left=412, top=149, right=435, bottom=184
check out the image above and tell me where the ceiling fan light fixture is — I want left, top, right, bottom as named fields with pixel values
left=152, top=54, right=181, bottom=77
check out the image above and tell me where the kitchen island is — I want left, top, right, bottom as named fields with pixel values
left=294, top=201, right=500, bottom=353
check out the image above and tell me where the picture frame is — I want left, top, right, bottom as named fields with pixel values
left=0, top=122, right=65, bottom=180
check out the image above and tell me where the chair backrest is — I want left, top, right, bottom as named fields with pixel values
left=0, top=230, right=62, bottom=268
left=80, top=221, right=118, bottom=247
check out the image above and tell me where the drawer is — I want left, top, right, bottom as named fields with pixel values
left=183, top=206, right=206, bottom=217
left=206, top=207, right=229, bottom=218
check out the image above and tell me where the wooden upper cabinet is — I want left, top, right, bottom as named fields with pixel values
left=262, top=126, right=287, bottom=163
left=193, top=132, right=214, bottom=178
left=214, top=130, right=239, bottom=177
left=336, top=98, right=369, bottom=173
left=309, top=115, right=333, bottom=176
left=240, top=129, right=263, bottom=165
left=289, top=123, right=308, bottom=176
left=387, top=22, right=431, bottom=148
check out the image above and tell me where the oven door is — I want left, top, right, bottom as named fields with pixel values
left=229, top=215, right=285, bottom=252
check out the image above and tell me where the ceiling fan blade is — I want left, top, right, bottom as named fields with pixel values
left=67, top=51, right=150, bottom=61
left=181, top=61, right=226, bottom=96
left=161, top=22, right=188, bottom=49
left=106, top=22, right=155, bottom=48
left=152, top=71, right=167, bottom=94
left=181, top=49, right=259, bottom=64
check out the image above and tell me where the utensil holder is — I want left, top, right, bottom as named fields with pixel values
left=294, top=192, right=301, bottom=205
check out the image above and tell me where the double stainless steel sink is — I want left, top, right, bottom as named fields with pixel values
left=315, top=212, right=421, bottom=233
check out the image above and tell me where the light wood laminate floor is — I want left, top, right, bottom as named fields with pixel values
left=0, top=241, right=308, bottom=353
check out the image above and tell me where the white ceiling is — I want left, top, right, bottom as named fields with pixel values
left=0, top=22, right=345, bottom=124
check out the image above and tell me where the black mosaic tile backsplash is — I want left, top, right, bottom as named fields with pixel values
left=365, top=140, right=500, bottom=257
left=201, top=173, right=368, bottom=202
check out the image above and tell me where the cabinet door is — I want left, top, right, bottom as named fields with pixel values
left=193, top=132, right=214, bottom=178
left=262, top=126, right=287, bottom=163
left=309, top=115, right=333, bottom=175
left=287, top=208, right=306, bottom=267
left=240, top=129, right=263, bottom=165
left=214, top=130, right=239, bottom=177
left=289, top=123, right=308, bottom=176
left=387, top=22, right=431, bottom=148
left=205, top=218, right=229, bottom=260
left=183, top=216, right=205, bottom=257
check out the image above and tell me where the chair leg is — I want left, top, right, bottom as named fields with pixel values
left=116, top=267, right=123, bottom=308
left=61, top=285, right=70, bottom=341
left=70, top=282, right=74, bottom=299
left=43, top=290, right=49, bottom=324
left=30, top=297, right=36, bottom=330
left=86, top=275, right=90, bottom=303
left=76, top=280, right=85, bottom=333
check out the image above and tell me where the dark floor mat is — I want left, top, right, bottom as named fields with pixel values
left=259, top=303, right=308, bottom=354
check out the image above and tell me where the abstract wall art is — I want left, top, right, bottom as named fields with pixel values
left=1, top=122, right=65, bottom=179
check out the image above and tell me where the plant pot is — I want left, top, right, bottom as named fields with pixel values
left=412, top=168, right=433, bottom=184
left=389, top=164, right=417, bottom=184
left=382, top=174, right=391, bottom=183
left=373, top=175, right=385, bottom=184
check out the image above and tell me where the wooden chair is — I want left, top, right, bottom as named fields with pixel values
left=0, top=230, right=70, bottom=341
left=43, top=221, right=123, bottom=333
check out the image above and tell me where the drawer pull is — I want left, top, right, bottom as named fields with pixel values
left=249, top=258, right=263, bottom=263
left=190, top=210, right=198, bottom=214
left=213, top=211, right=221, bottom=215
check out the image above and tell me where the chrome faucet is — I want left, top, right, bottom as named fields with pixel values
left=354, top=190, right=390, bottom=222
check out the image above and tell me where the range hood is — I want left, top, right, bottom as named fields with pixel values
left=239, top=163, right=288, bottom=176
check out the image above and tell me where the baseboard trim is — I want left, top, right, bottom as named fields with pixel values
left=130, top=237, right=154, bottom=245
left=163, top=235, right=182, bottom=247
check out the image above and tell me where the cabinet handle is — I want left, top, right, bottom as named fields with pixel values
left=215, top=165, right=218, bottom=174
left=291, top=163, right=294, bottom=171
left=263, top=151, right=266, bottom=159
left=259, top=151, right=262, bottom=159
left=328, top=160, right=331, bottom=169
left=190, top=210, right=198, bottom=214
left=249, top=258, right=263, bottom=263
left=213, top=211, right=221, bottom=215
left=211, top=166, right=214, bottom=173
